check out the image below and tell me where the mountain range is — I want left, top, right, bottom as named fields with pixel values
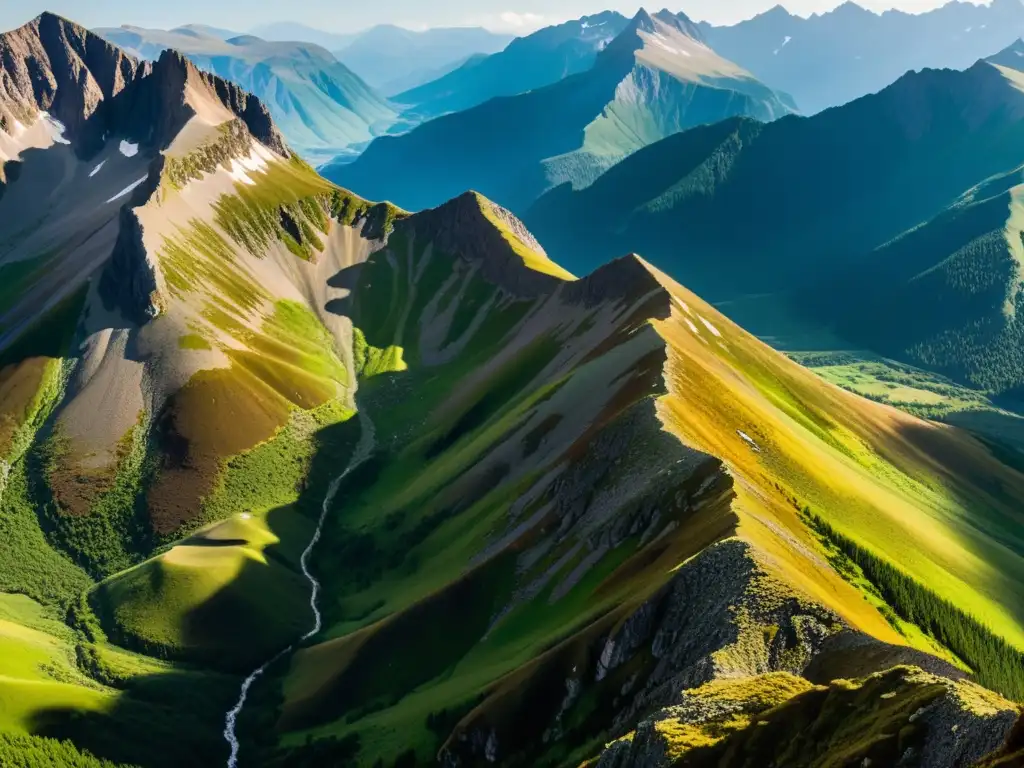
left=331, top=25, right=513, bottom=96
left=94, top=25, right=398, bottom=164
left=250, top=21, right=513, bottom=96
left=392, top=12, right=630, bottom=122
left=527, top=37, right=1024, bottom=398
left=700, top=0, right=1024, bottom=114
left=0, top=9, right=1023, bottom=768
left=329, top=9, right=796, bottom=214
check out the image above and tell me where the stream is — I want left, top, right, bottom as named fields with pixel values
left=223, top=412, right=376, bottom=767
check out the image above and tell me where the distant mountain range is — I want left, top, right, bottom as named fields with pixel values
left=95, top=25, right=397, bottom=164
left=333, top=24, right=512, bottom=95
left=393, top=12, right=630, bottom=122
left=330, top=9, right=795, bottom=214
left=700, top=0, right=1024, bottom=114
left=527, top=38, right=1024, bottom=396
left=251, top=21, right=512, bottom=95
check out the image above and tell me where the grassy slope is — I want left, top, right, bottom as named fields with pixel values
left=791, top=351, right=992, bottom=420
left=0, top=593, right=113, bottom=732
left=0, top=146, right=394, bottom=764
left=648, top=264, right=1024, bottom=654
left=234, top=212, right=1024, bottom=766
left=253, top=223, right=737, bottom=765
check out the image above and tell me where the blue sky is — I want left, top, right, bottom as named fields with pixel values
left=0, top=0, right=990, bottom=34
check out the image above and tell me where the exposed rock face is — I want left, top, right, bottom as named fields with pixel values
left=562, top=253, right=664, bottom=307
left=0, top=12, right=145, bottom=152
left=400, top=192, right=565, bottom=296
left=441, top=539, right=846, bottom=766
left=0, top=14, right=296, bottom=325
left=131, top=50, right=288, bottom=155
left=599, top=539, right=842, bottom=730
left=98, top=169, right=165, bottom=324
left=598, top=666, right=1020, bottom=768
left=0, top=13, right=287, bottom=158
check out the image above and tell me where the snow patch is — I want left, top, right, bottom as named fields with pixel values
left=89, top=160, right=106, bottom=177
left=647, top=33, right=691, bottom=56
left=226, top=159, right=256, bottom=186
left=119, top=140, right=139, bottom=158
left=738, top=430, right=761, bottom=452
left=225, top=145, right=272, bottom=186
left=699, top=316, right=722, bottom=337
left=238, top=148, right=269, bottom=173
left=39, top=111, right=70, bottom=145
left=106, top=175, right=148, bottom=204
left=773, top=35, right=792, bottom=55
left=251, top=142, right=277, bottom=163
left=685, top=317, right=700, bottom=335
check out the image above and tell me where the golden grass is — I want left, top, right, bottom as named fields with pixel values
left=645, top=260, right=1024, bottom=650
left=473, top=193, right=576, bottom=280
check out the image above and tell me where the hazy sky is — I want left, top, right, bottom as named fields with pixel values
left=0, top=0, right=992, bottom=34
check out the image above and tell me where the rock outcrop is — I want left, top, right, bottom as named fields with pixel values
left=598, top=666, right=1020, bottom=768
left=0, top=12, right=145, bottom=153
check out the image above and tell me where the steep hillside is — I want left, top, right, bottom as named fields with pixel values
left=700, top=0, right=1024, bottom=114
left=94, top=25, right=398, bottom=164
left=0, top=13, right=397, bottom=766
left=527, top=48, right=1024, bottom=395
left=222, top=200, right=1024, bottom=767
left=332, top=25, right=513, bottom=96
left=393, top=12, right=630, bottom=122
left=327, top=9, right=795, bottom=214
left=1, top=11, right=1023, bottom=768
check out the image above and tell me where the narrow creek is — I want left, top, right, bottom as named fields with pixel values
left=223, top=412, right=376, bottom=767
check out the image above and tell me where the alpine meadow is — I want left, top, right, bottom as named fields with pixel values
left=1, top=3, right=1024, bottom=768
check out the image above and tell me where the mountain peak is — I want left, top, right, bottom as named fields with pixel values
left=404, top=191, right=573, bottom=293
left=831, top=1, right=871, bottom=17
left=629, top=7, right=657, bottom=33
left=144, top=48, right=288, bottom=155
left=0, top=12, right=144, bottom=153
left=603, top=6, right=708, bottom=62
left=655, top=9, right=705, bottom=41
left=988, top=37, right=1024, bottom=70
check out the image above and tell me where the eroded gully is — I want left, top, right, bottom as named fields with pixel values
left=223, top=411, right=376, bottom=767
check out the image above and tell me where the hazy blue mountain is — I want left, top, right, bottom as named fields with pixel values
left=95, top=25, right=397, bottom=163
left=329, top=9, right=795, bottom=214
left=170, top=23, right=241, bottom=40
left=393, top=12, right=630, bottom=121
left=526, top=41, right=1024, bottom=393
left=700, top=0, right=1024, bottom=113
left=333, top=24, right=513, bottom=95
left=249, top=20, right=357, bottom=50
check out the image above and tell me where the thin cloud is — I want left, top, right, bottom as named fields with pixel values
left=499, top=11, right=546, bottom=28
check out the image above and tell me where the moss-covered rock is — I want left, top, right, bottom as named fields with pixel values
left=598, top=666, right=1019, bottom=768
